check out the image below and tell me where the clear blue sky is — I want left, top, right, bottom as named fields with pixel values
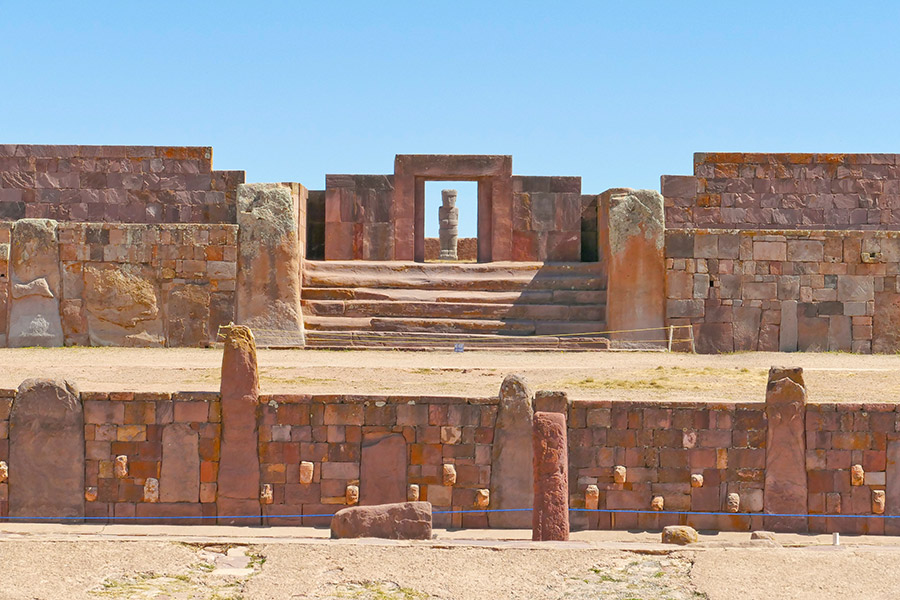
left=4, top=2, right=900, bottom=234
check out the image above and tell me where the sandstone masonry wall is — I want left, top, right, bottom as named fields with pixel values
left=1, top=389, right=894, bottom=533
left=0, top=221, right=237, bottom=347
left=663, top=153, right=900, bottom=230
left=664, top=229, right=900, bottom=354
left=0, top=145, right=244, bottom=224
left=511, top=176, right=582, bottom=261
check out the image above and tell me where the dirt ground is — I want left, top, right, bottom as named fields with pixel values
left=1, top=527, right=899, bottom=600
left=1, top=347, right=900, bottom=403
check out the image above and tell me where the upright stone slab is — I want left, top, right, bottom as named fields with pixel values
left=8, top=219, right=64, bottom=347
left=764, top=367, right=808, bottom=532
left=360, top=433, right=407, bottom=505
left=886, top=440, right=900, bottom=535
left=9, top=379, right=83, bottom=520
left=217, top=326, right=261, bottom=524
left=602, top=189, right=665, bottom=344
left=236, top=183, right=305, bottom=347
left=532, top=411, right=569, bottom=541
left=160, top=423, right=200, bottom=503
left=489, top=374, right=534, bottom=528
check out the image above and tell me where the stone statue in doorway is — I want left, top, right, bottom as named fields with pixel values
left=439, top=189, right=459, bottom=260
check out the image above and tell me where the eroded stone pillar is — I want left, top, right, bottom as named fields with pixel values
left=602, top=189, right=665, bottom=344
left=9, top=379, right=83, bottom=521
left=8, top=219, right=64, bottom=347
left=439, top=189, right=459, bottom=260
left=217, top=326, right=261, bottom=524
left=489, top=374, right=534, bottom=528
left=532, top=411, right=569, bottom=541
left=764, top=366, right=808, bottom=532
left=236, top=183, right=305, bottom=347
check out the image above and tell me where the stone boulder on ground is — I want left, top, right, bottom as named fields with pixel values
left=330, top=501, right=432, bottom=540
left=661, top=525, right=699, bottom=545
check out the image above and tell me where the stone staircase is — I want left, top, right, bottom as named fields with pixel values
left=301, top=261, right=609, bottom=349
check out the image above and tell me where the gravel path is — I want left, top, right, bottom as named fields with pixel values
left=1, top=347, right=899, bottom=403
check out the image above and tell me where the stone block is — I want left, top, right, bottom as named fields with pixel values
left=798, top=315, right=828, bottom=352
left=753, top=241, right=786, bottom=261
left=873, top=291, right=900, bottom=353
left=532, top=412, right=569, bottom=541
left=360, top=434, right=407, bottom=506
left=838, top=275, right=874, bottom=303
left=764, top=372, right=808, bottom=532
left=780, top=300, right=798, bottom=352
left=8, top=220, right=64, bottom=347
left=159, top=423, right=200, bottom=503
left=83, top=263, right=164, bottom=347
left=216, top=326, right=261, bottom=525
left=236, top=183, right=305, bottom=347
left=786, top=240, right=824, bottom=262
left=828, top=316, right=852, bottom=352
left=665, top=231, right=694, bottom=259
left=489, top=374, right=533, bottom=528
left=605, top=190, right=665, bottom=342
left=733, top=307, right=762, bottom=351
left=165, top=283, right=210, bottom=347
left=742, top=282, right=777, bottom=301
left=661, top=525, right=698, bottom=545
left=330, top=501, right=432, bottom=540
left=9, top=379, right=83, bottom=520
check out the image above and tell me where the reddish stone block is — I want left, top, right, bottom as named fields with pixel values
left=764, top=371, right=808, bottom=532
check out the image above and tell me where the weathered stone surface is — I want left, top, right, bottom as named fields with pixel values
left=726, top=493, right=740, bottom=513
left=165, top=283, right=211, bottom=347
left=217, top=325, right=261, bottom=524
left=585, top=485, right=599, bottom=510
left=764, top=369, right=808, bottom=532
left=83, top=263, right=164, bottom=347
left=604, top=189, right=665, bottom=343
left=115, top=455, right=128, bottom=478
left=330, top=501, right=432, bottom=540
left=888, top=441, right=900, bottom=534
left=0, top=461, right=7, bottom=483
left=299, top=461, right=314, bottom=484
left=442, top=463, right=457, bottom=486
left=407, top=484, right=419, bottom=502
left=850, top=464, right=865, bottom=486
left=779, top=300, right=799, bottom=352
left=489, top=374, right=534, bottom=528
left=651, top=496, right=664, bottom=511
left=873, top=490, right=886, bottom=514
left=750, top=530, right=777, bottom=541
left=236, top=183, right=305, bottom=347
left=360, top=433, right=407, bottom=506
left=8, top=220, right=64, bottom=347
left=160, top=423, right=200, bottom=503
left=346, top=484, right=359, bottom=505
left=873, top=291, right=900, bottom=353
left=613, top=465, right=627, bottom=484
left=691, top=473, right=704, bottom=488
left=661, top=525, right=698, bottom=545
left=143, top=477, right=159, bottom=503
left=532, top=411, right=569, bottom=541
left=533, top=390, right=569, bottom=415
left=9, top=379, right=83, bottom=520
left=260, top=484, right=274, bottom=505
left=475, top=488, right=490, bottom=508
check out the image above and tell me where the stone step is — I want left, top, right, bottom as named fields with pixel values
left=302, top=300, right=605, bottom=322
left=301, top=287, right=606, bottom=306
left=303, top=260, right=606, bottom=292
left=305, top=331, right=611, bottom=351
left=305, top=316, right=606, bottom=336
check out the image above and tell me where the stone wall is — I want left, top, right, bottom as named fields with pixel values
left=0, top=145, right=244, bottom=224
left=511, top=176, right=582, bottom=261
left=663, top=153, right=900, bottom=230
left=0, top=220, right=237, bottom=347
left=1, top=379, right=897, bottom=533
left=424, top=237, right=477, bottom=261
left=324, top=175, right=395, bottom=260
left=664, top=229, right=900, bottom=354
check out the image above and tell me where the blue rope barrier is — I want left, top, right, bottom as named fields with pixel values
left=0, top=507, right=894, bottom=521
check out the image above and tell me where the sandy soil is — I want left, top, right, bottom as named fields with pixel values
left=1, top=347, right=900, bottom=403
left=1, top=533, right=899, bottom=600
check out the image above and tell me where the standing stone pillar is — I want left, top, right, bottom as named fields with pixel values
left=438, top=189, right=459, bottom=260
left=217, top=326, right=262, bottom=524
left=489, top=374, right=534, bottom=528
left=764, top=366, right=808, bottom=532
left=236, top=183, right=305, bottom=347
left=601, top=189, right=665, bottom=344
left=532, top=411, right=569, bottom=541
left=8, top=219, right=64, bottom=347
left=9, top=379, right=83, bottom=521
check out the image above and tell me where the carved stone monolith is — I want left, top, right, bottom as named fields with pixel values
left=439, top=189, right=459, bottom=260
